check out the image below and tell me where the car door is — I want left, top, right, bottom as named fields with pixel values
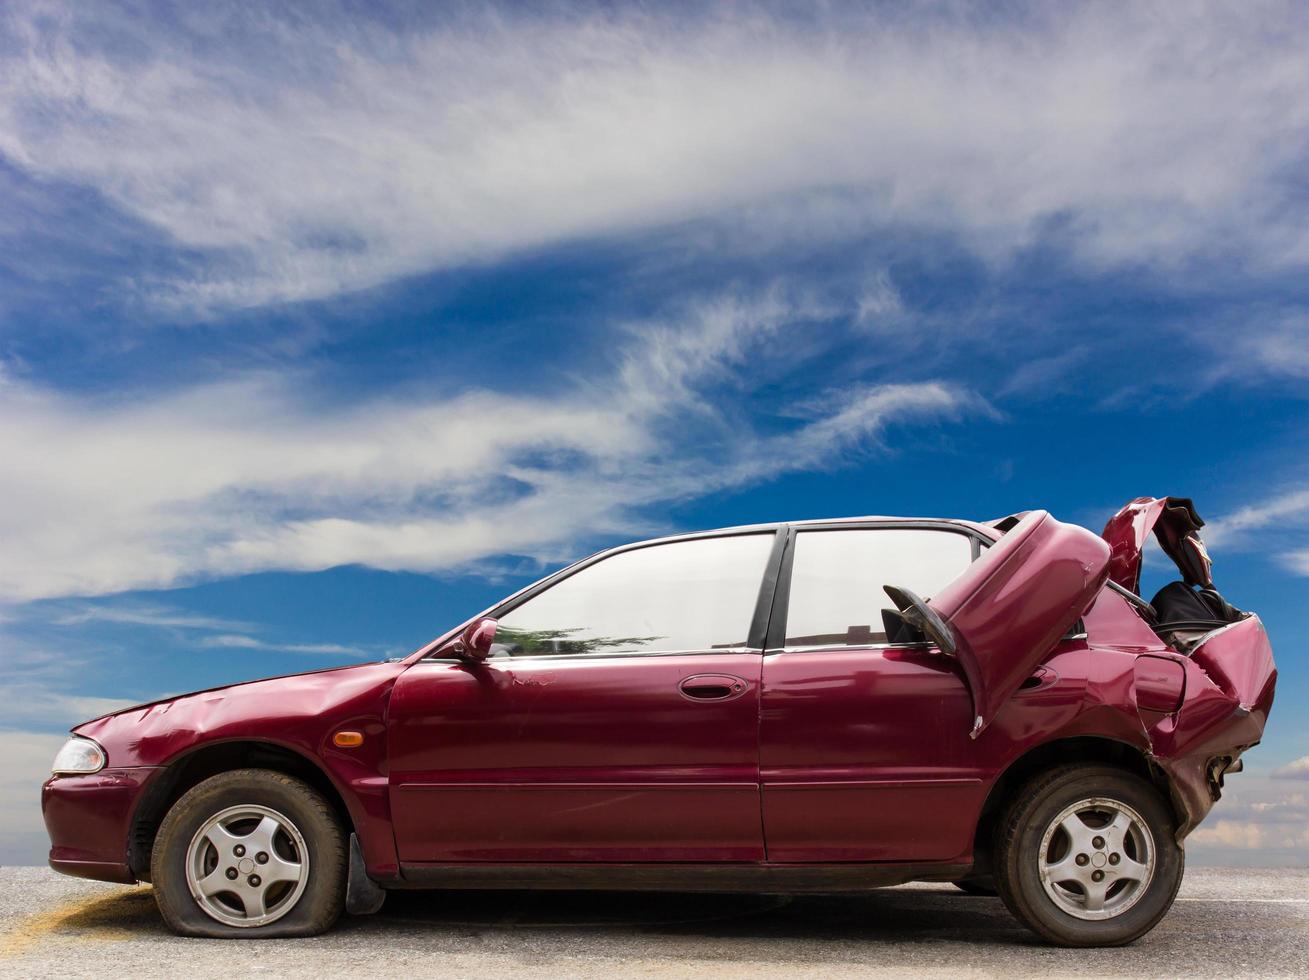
left=387, top=531, right=778, bottom=864
left=759, top=524, right=982, bottom=862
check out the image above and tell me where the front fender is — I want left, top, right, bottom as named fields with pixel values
left=73, top=661, right=408, bottom=879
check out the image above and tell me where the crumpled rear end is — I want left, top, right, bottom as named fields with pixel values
left=1146, top=615, right=1276, bottom=837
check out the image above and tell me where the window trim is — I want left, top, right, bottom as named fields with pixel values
left=763, top=522, right=988, bottom=653
left=413, top=519, right=992, bottom=665
left=465, top=527, right=786, bottom=661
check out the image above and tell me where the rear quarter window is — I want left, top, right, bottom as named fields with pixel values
left=784, top=528, right=973, bottom=647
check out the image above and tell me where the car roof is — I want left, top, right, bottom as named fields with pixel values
left=623, top=515, right=1000, bottom=548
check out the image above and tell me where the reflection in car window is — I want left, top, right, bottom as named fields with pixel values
left=494, top=534, right=774, bottom=657
left=784, top=529, right=972, bottom=648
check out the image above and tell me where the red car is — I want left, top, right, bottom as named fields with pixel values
left=43, top=496, right=1275, bottom=946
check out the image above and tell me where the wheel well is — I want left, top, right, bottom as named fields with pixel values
left=969, top=737, right=1175, bottom=877
left=128, top=740, right=355, bottom=881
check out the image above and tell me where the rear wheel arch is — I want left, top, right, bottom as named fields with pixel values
left=971, top=737, right=1178, bottom=873
left=130, top=739, right=357, bottom=881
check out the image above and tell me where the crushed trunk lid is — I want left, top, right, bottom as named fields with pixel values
left=1102, top=496, right=1212, bottom=593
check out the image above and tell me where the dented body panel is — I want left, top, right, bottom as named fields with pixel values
left=43, top=499, right=1277, bottom=890
left=45, top=662, right=408, bottom=881
left=1103, top=496, right=1211, bottom=592
left=929, top=510, right=1110, bottom=737
left=1151, top=617, right=1276, bottom=835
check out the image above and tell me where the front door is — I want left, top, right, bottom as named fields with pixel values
left=388, top=532, right=776, bottom=864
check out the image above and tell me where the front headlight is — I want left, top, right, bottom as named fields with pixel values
left=51, top=736, right=106, bottom=775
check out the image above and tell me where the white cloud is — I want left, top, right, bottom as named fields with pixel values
left=1224, top=313, right=1309, bottom=382
left=197, top=634, right=369, bottom=657
left=1272, top=756, right=1309, bottom=780
left=1188, top=819, right=1267, bottom=850
left=49, top=603, right=253, bottom=633
left=1205, top=487, right=1309, bottom=575
left=0, top=295, right=982, bottom=602
left=0, top=685, right=140, bottom=732
left=1205, top=489, right=1309, bottom=546
left=1184, top=773, right=1309, bottom=864
left=997, top=348, right=1091, bottom=399
left=2, top=4, right=1308, bottom=311
left=0, top=729, right=67, bottom=864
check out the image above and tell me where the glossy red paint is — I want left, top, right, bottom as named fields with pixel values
left=1152, top=617, right=1276, bottom=834
left=42, top=767, right=161, bottom=883
left=1103, top=496, right=1212, bottom=592
left=929, top=510, right=1110, bottom=737
left=42, top=500, right=1277, bottom=897
left=453, top=616, right=498, bottom=661
left=1133, top=655, right=1187, bottom=713
left=46, top=662, right=407, bottom=882
left=387, top=652, right=763, bottom=862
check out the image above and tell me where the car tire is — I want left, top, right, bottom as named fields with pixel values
left=994, top=764, right=1183, bottom=947
left=952, top=877, right=998, bottom=896
left=151, top=768, right=347, bottom=938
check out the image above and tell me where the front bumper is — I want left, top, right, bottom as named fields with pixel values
left=42, top=767, right=164, bottom=883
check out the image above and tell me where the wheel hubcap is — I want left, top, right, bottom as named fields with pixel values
left=185, top=804, right=309, bottom=928
left=1038, top=797, right=1155, bottom=921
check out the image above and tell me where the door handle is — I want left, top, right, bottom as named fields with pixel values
left=678, top=674, right=749, bottom=702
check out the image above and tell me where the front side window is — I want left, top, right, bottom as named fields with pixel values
left=783, top=528, right=973, bottom=648
left=494, top=533, right=774, bottom=657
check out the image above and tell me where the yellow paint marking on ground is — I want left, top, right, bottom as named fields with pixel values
left=0, top=887, right=153, bottom=957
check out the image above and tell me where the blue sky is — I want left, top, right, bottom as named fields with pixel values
left=2, top=1, right=1308, bottom=864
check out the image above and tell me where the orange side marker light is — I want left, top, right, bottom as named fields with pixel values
left=333, top=731, right=365, bottom=748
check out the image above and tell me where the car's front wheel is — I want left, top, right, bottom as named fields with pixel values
left=151, top=768, right=346, bottom=937
left=994, top=764, right=1183, bottom=946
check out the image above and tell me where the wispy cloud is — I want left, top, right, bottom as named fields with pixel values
left=49, top=603, right=252, bottom=633
left=0, top=681, right=140, bottom=732
left=1205, top=487, right=1309, bottom=575
left=0, top=292, right=985, bottom=601
left=0, top=729, right=71, bottom=864
left=1272, top=757, right=1309, bottom=780
left=197, top=634, right=368, bottom=657
left=997, top=348, right=1091, bottom=399
left=2, top=3, right=1309, bottom=313
left=35, top=600, right=375, bottom=657
left=1185, top=773, right=1309, bottom=863
left=1205, top=489, right=1309, bottom=545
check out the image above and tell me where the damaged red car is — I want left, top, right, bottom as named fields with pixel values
left=43, top=496, right=1276, bottom=946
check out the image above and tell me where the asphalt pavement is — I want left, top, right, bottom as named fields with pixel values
left=0, top=866, right=1304, bottom=978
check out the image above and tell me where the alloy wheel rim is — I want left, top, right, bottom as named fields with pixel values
left=1037, top=796, right=1155, bottom=921
left=184, top=804, right=309, bottom=928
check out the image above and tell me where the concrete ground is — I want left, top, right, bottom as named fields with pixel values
left=0, top=867, right=1304, bottom=978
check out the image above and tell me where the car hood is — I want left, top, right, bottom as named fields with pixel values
left=73, top=660, right=408, bottom=768
left=74, top=661, right=389, bottom=727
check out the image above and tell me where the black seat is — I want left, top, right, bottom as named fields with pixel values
left=1150, top=581, right=1240, bottom=627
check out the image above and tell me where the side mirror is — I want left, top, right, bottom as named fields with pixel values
left=453, top=616, right=498, bottom=662
left=883, top=585, right=956, bottom=657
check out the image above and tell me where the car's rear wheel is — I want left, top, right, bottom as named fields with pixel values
left=994, top=764, right=1183, bottom=947
left=151, top=769, right=346, bottom=938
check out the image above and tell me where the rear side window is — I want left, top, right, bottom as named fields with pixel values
left=494, top=533, right=773, bottom=657
left=783, top=529, right=973, bottom=647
